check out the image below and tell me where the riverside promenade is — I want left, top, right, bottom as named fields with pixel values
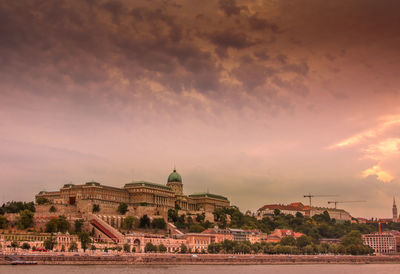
left=1, top=253, right=400, bottom=265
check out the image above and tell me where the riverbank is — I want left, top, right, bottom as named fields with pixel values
left=1, top=254, right=400, bottom=265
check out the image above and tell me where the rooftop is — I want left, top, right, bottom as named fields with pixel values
left=124, top=181, right=172, bottom=191
left=189, top=192, right=228, bottom=201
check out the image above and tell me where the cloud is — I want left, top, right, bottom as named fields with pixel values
left=330, top=115, right=400, bottom=183
left=218, top=0, right=246, bottom=17
left=362, top=165, right=394, bottom=183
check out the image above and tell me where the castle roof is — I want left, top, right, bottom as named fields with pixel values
left=167, top=169, right=182, bottom=183
left=124, top=181, right=172, bottom=191
left=189, top=192, right=228, bottom=201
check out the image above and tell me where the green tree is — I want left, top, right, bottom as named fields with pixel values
left=17, top=209, right=34, bottom=229
left=180, top=243, right=188, bottom=253
left=78, top=232, right=91, bottom=252
left=196, top=213, right=206, bottom=223
left=139, top=215, right=151, bottom=228
left=296, top=235, right=312, bottom=249
left=61, top=245, right=66, bottom=252
left=280, top=236, right=296, bottom=246
left=117, top=203, right=128, bottom=215
left=188, top=223, right=205, bottom=233
left=11, top=241, right=19, bottom=249
left=123, top=243, right=131, bottom=252
left=0, top=215, right=8, bottom=229
left=44, top=237, right=56, bottom=250
left=92, top=204, right=100, bottom=213
left=74, top=219, right=84, bottom=233
left=49, top=205, right=57, bottom=213
left=122, top=216, right=138, bottom=230
left=69, top=241, right=78, bottom=252
left=21, top=242, right=30, bottom=250
left=208, top=243, right=222, bottom=254
left=2, top=201, right=35, bottom=213
left=151, top=218, right=166, bottom=229
left=168, top=209, right=178, bottom=223
left=144, top=242, right=157, bottom=253
left=341, top=230, right=363, bottom=246
left=158, top=244, right=167, bottom=253
left=36, top=197, right=49, bottom=205
left=45, top=216, right=70, bottom=233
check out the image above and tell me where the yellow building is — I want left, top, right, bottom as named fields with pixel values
left=35, top=169, right=230, bottom=217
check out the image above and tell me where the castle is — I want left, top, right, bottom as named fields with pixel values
left=35, top=169, right=230, bottom=220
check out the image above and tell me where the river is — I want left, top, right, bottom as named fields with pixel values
left=0, top=264, right=399, bottom=274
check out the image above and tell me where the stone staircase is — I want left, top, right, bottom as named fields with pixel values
left=167, top=222, right=184, bottom=236
left=88, top=214, right=124, bottom=243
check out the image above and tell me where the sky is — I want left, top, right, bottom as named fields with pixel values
left=1, top=0, right=400, bottom=218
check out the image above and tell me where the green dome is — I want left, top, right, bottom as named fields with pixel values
left=168, top=169, right=182, bottom=183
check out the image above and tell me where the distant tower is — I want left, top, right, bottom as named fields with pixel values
left=393, top=197, right=398, bottom=222
left=167, top=169, right=183, bottom=196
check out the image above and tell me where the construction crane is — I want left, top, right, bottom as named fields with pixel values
left=327, top=200, right=366, bottom=209
left=303, top=193, right=338, bottom=207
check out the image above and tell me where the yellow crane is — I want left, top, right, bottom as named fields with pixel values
left=303, top=193, right=338, bottom=207
left=327, top=200, right=366, bottom=209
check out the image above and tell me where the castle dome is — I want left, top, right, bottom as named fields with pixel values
left=168, top=169, right=182, bottom=183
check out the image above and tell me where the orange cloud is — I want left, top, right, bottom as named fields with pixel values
left=362, top=165, right=394, bottom=183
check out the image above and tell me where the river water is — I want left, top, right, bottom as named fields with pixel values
left=0, top=264, right=399, bottom=274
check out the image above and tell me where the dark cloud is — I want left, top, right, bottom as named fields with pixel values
left=248, top=15, right=279, bottom=33
left=218, top=0, right=245, bottom=17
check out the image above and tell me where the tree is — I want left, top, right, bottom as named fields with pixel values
left=158, top=244, right=167, bottom=253
left=92, top=204, right=100, bottom=213
left=69, top=241, right=78, bottom=252
left=2, top=201, right=35, bottom=213
left=131, top=246, right=136, bottom=253
left=49, top=205, right=57, bottom=213
left=11, top=241, right=19, bottom=249
left=124, top=243, right=131, bottom=252
left=196, top=213, right=206, bottom=223
left=208, top=243, right=221, bottom=254
left=341, top=230, right=363, bottom=246
left=189, top=223, right=205, bottom=233
left=44, top=237, right=56, bottom=250
left=45, top=216, right=70, bottom=233
left=144, top=242, right=157, bottom=253
left=78, top=232, right=91, bottom=252
left=280, top=236, right=296, bottom=246
left=168, top=209, right=178, bottom=223
left=180, top=243, right=188, bottom=254
left=151, top=218, right=166, bottom=229
left=61, top=245, right=66, bottom=252
left=117, top=203, right=128, bottom=215
left=21, top=243, right=30, bottom=250
left=296, top=235, right=312, bottom=248
left=74, top=219, right=84, bottom=233
left=36, top=197, right=49, bottom=205
left=122, top=216, right=138, bottom=230
left=90, top=245, right=96, bottom=251
left=0, top=215, right=8, bottom=229
left=17, top=209, right=34, bottom=229
left=139, top=215, right=151, bottom=228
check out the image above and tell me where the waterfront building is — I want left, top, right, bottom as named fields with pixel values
left=266, top=229, right=304, bottom=243
left=124, top=233, right=186, bottom=253
left=363, top=233, right=397, bottom=254
left=256, top=202, right=352, bottom=221
left=185, top=233, right=212, bottom=252
left=201, top=227, right=234, bottom=243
